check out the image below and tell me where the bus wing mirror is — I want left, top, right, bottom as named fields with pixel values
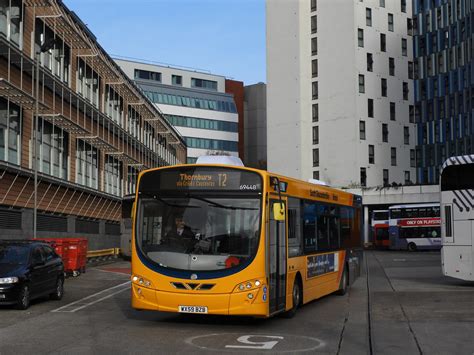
left=273, top=202, right=285, bottom=221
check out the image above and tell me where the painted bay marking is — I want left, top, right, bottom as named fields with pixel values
left=51, top=281, right=130, bottom=313
left=185, top=333, right=326, bottom=353
left=225, top=335, right=284, bottom=349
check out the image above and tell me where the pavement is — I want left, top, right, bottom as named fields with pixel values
left=0, top=251, right=473, bottom=354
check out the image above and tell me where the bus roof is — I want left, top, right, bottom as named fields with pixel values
left=441, top=155, right=474, bottom=173
left=389, top=203, right=439, bottom=209
left=138, top=163, right=360, bottom=207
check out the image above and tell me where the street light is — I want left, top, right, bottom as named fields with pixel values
left=33, top=37, right=59, bottom=239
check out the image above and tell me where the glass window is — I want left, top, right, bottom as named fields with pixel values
left=402, top=38, right=407, bottom=56
left=77, top=58, right=99, bottom=108
left=311, top=37, right=317, bottom=55
left=311, top=15, right=317, bottom=33
left=368, top=98, right=374, bottom=118
left=360, top=167, right=367, bottom=187
left=312, top=59, right=318, bottom=77
left=359, top=74, right=365, bottom=93
left=383, top=169, right=389, bottom=185
left=367, top=53, right=373, bottom=72
left=401, top=0, right=406, bottom=12
left=36, top=118, right=68, bottom=179
left=358, top=28, right=364, bottom=47
left=360, top=120, right=366, bottom=140
left=312, top=81, right=318, bottom=99
left=369, top=145, right=374, bottom=164
left=172, top=75, right=182, bottom=86
left=366, top=8, right=372, bottom=26
left=303, top=201, right=317, bottom=253
left=0, top=98, right=21, bottom=166
left=390, top=102, right=396, bottom=121
left=404, top=126, right=410, bottom=144
left=8, top=0, right=23, bottom=46
left=381, top=78, right=387, bottom=97
left=388, top=13, right=394, bottom=31
left=105, top=155, right=123, bottom=197
left=76, top=140, right=99, bottom=189
left=313, top=148, right=319, bottom=167
left=380, top=33, right=386, bottom=52
left=403, top=82, right=409, bottom=100
left=191, top=78, right=218, bottom=91
left=288, top=198, right=303, bottom=257
left=312, top=126, right=319, bottom=144
left=382, top=123, right=388, bottom=142
left=391, top=147, right=397, bottom=166
left=312, top=104, right=319, bottom=122
left=389, top=57, right=395, bottom=76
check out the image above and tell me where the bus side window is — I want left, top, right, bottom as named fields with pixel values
left=288, top=198, right=303, bottom=257
left=303, top=201, right=317, bottom=253
left=328, top=206, right=340, bottom=249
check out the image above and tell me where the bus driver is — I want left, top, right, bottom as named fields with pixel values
left=161, top=215, right=196, bottom=252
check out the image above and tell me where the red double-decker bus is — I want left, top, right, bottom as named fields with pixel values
left=388, top=204, right=441, bottom=251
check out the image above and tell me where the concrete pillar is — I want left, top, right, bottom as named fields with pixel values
left=22, top=209, right=33, bottom=239
left=67, top=216, right=75, bottom=234
left=364, top=206, right=370, bottom=246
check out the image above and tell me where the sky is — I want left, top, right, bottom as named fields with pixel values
left=63, top=0, right=266, bottom=85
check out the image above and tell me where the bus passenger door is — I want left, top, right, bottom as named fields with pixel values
left=268, top=199, right=287, bottom=314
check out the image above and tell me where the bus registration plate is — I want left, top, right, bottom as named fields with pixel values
left=179, top=305, right=208, bottom=314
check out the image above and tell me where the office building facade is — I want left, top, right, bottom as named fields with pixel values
left=267, top=0, right=416, bottom=187
left=413, top=0, right=473, bottom=184
left=115, top=59, right=241, bottom=164
left=244, top=83, right=267, bottom=169
left=0, top=0, right=185, bottom=247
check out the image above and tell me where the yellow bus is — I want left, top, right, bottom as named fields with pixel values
left=130, top=160, right=363, bottom=317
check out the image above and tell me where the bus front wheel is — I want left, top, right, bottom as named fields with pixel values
left=283, top=278, right=302, bottom=318
left=407, top=242, right=417, bottom=252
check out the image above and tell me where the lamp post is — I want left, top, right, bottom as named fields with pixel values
left=33, top=37, right=59, bottom=239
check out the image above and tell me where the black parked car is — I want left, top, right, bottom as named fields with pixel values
left=0, top=240, right=65, bottom=310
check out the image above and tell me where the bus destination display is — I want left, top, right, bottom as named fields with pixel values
left=140, top=168, right=262, bottom=192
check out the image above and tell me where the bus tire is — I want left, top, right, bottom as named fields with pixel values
left=336, top=266, right=348, bottom=296
left=408, top=242, right=417, bottom=252
left=283, top=277, right=302, bottom=318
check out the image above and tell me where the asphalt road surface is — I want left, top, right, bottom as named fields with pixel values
left=1, top=251, right=473, bottom=354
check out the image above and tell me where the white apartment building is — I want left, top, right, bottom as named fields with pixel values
left=115, top=59, right=240, bottom=163
left=267, top=0, right=416, bottom=188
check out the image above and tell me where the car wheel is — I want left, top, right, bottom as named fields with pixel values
left=50, top=278, right=64, bottom=300
left=282, top=278, right=302, bottom=318
left=408, top=242, right=417, bottom=252
left=336, top=267, right=348, bottom=296
left=17, top=285, right=30, bottom=310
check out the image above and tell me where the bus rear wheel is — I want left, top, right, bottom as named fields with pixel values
left=407, top=242, right=417, bottom=252
left=336, top=267, right=348, bottom=296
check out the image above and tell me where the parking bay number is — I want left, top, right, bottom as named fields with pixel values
left=225, top=335, right=284, bottom=350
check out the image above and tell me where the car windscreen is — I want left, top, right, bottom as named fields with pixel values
left=0, top=245, right=30, bottom=265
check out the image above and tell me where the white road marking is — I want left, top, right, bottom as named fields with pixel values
left=51, top=281, right=130, bottom=313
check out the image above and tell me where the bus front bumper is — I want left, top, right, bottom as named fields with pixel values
left=131, top=284, right=269, bottom=316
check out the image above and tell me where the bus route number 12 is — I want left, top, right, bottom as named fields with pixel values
left=218, top=173, right=227, bottom=187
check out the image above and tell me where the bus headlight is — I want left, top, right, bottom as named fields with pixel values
left=235, top=279, right=263, bottom=292
left=131, top=275, right=153, bottom=288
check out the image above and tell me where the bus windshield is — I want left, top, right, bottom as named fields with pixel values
left=136, top=167, right=263, bottom=272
